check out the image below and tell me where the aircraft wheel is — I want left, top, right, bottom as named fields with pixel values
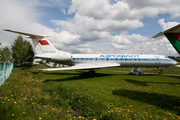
left=159, top=73, right=163, bottom=75
left=91, top=70, right=95, bottom=77
left=84, top=70, right=96, bottom=78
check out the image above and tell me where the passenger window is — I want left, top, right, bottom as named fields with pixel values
left=86, top=58, right=88, bottom=60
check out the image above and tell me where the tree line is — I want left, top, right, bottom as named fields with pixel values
left=0, top=35, right=34, bottom=69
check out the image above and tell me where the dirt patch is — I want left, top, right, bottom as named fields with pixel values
left=70, top=108, right=80, bottom=117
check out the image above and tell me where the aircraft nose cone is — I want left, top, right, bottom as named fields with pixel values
left=173, top=61, right=178, bottom=65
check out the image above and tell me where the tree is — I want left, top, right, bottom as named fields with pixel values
left=12, top=35, right=34, bottom=68
left=0, top=46, right=13, bottom=63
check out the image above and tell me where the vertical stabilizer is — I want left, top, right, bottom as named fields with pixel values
left=4, top=29, right=69, bottom=55
left=29, top=36, right=59, bottom=54
left=164, top=33, right=180, bottom=54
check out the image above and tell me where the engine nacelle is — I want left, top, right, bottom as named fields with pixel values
left=51, top=54, right=71, bottom=61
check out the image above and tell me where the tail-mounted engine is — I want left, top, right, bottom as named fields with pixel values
left=51, top=54, right=71, bottom=61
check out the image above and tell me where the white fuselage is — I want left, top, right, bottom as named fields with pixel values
left=36, top=53, right=177, bottom=67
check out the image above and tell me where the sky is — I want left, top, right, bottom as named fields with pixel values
left=0, top=0, right=180, bottom=56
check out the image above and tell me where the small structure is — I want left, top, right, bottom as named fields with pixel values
left=0, top=62, right=13, bottom=86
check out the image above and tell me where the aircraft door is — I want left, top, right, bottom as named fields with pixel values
left=155, top=58, right=160, bottom=64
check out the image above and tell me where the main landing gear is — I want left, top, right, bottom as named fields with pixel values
left=84, top=69, right=99, bottom=78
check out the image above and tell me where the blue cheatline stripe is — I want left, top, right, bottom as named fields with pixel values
left=72, top=58, right=172, bottom=62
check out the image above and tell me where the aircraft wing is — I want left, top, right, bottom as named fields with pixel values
left=35, top=63, right=120, bottom=71
left=151, top=24, right=180, bottom=38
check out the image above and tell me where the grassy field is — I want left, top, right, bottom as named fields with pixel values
left=0, top=64, right=180, bottom=120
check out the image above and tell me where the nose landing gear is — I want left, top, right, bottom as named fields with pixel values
left=159, top=68, right=163, bottom=75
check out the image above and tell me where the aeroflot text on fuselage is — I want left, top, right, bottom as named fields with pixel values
left=100, top=55, right=140, bottom=58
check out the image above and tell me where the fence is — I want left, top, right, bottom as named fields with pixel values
left=0, top=62, right=14, bottom=86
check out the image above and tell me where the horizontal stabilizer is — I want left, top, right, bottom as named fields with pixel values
left=3, top=29, right=52, bottom=38
left=35, top=63, right=120, bottom=71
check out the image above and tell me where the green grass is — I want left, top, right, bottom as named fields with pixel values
left=0, top=64, right=180, bottom=119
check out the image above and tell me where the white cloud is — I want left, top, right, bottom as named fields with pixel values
left=158, top=19, right=179, bottom=31
left=111, top=31, right=149, bottom=51
left=52, top=13, right=143, bottom=33
left=151, top=48, right=157, bottom=52
left=112, top=43, right=131, bottom=50
left=124, top=0, right=180, bottom=18
left=91, top=31, right=111, bottom=40
left=166, top=44, right=177, bottom=55
left=51, top=19, right=85, bottom=35
left=68, top=0, right=180, bottom=21
left=66, top=46, right=93, bottom=54
left=1, top=0, right=180, bottom=56
left=111, top=31, right=148, bottom=50
left=25, top=0, right=72, bottom=8
left=68, top=0, right=133, bottom=20
left=55, top=28, right=60, bottom=32
left=128, top=34, right=148, bottom=42
left=53, top=31, right=80, bottom=45
left=66, top=0, right=144, bottom=33
left=51, top=0, right=180, bottom=55
left=50, top=31, right=94, bottom=54
left=112, top=31, right=131, bottom=45
left=60, top=9, right=66, bottom=14
left=0, top=0, right=38, bottom=45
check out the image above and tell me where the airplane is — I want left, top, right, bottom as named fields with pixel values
left=4, top=25, right=179, bottom=77
left=152, top=24, right=180, bottom=54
